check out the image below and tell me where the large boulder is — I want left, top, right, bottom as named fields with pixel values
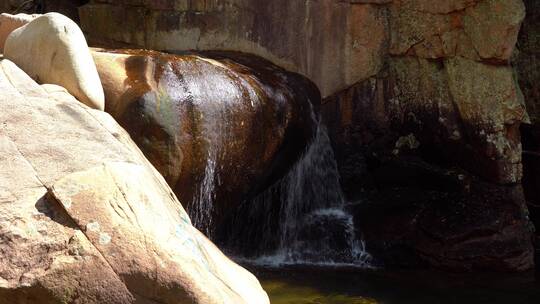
left=4, top=12, right=105, bottom=110
left=0, top=58, right=269, bottom=304
left=91, top=49, right=319, bottom=236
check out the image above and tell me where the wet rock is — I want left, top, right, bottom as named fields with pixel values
left=91, top=48, right=319, bottom=236
left=294, top=208, right=360, bottom=263
left=321, top=53, right=526, bottom=191
left=321, top=62, right=533, bottom=271
left=0, top=58, right=269, bottom=303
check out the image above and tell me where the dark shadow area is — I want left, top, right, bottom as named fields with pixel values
left=247, top=265, right=540, bottom=304
left=7, top=0, right=89, bottom=23
left=35, top=192, right=78, bottom=229
left=520, top=124, right=540, bottom=269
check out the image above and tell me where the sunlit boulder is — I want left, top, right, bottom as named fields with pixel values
left=0, top=58, right=269, bottom=304
left=4, top=12, right=104, bottom=110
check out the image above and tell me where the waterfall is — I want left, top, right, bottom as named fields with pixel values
left=243, top=120, right=373, bottom=267
left=181, top=64, right=372, bottom=266
left=190, top=148, right=218, bottom=236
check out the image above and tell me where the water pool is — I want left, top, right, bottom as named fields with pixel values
left=246, top=266, right=540, bottom=304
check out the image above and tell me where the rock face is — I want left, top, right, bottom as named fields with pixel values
left=0, top=58, right=269, bottom=303
left=77, top=0, right=537, bottom=271
left=322, top=58, right=533, bottom=270
left=323, top=0, right=533, bottom=271
left=4, top=12, right=104, bottom=110
left=321, top=0, right=527, bottom=187
left=352, top=168, right=534, bottom=271
left=77, top=0, right=528, bottom=183
left=79, top=0, right=388, bottom=97
left=91, top=48, right=319, bottom=236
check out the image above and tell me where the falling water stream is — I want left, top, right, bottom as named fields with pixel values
left=190, top=148, right=218, bottom=236
left=249, top=120, right=372, bottom=267
left=185, top=71, right=371, bottom=265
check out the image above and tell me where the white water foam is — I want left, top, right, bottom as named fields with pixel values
left=246, top=121, right=373, bottom=268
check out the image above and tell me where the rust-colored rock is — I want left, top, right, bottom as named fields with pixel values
left=91, top=48, right=319, bottom=236
left=389, top=0, right=524, bottom=61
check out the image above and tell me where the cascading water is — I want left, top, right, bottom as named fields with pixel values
left=190, top=148, right=218, bottom=236
left=248, top=121, right=373, bottom=267
left=180, top=57, right=371, bottom=266
left=186, top=91, right=228, bottom=237
left=158, top=60, right=223, bottom=237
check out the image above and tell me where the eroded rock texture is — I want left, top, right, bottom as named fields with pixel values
left=0, top=58, right=269, bottom=304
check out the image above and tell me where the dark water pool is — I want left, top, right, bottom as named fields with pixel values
left=245, top=265, right=540, bottom=304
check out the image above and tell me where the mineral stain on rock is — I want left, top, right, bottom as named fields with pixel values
left=92, top=48, right=320, bottom=238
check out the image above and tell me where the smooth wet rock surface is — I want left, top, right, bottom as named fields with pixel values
left=92, top=48, right=319, bottom=237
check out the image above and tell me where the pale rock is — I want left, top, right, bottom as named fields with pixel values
left=0, top=58, right=269, bottom=304
left=4, top=12, right=105, bottom=110
left=0, top=13, right=37, bottom=52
